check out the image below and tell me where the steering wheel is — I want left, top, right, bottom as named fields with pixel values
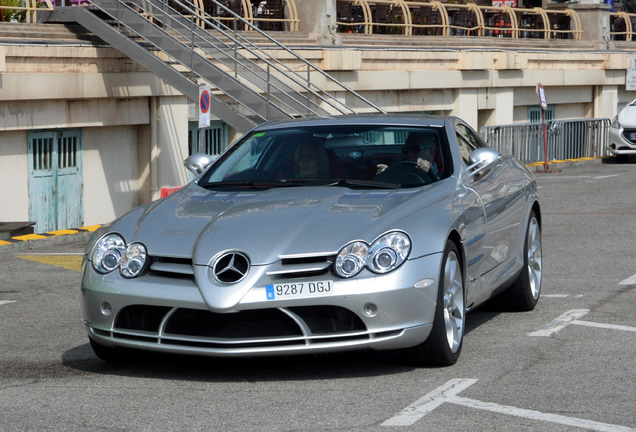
left=374, top=160, right=432, bottom=186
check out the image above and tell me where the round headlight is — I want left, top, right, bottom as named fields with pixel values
left=335, top=241, right=368, bottom=278
left=367, top=232, right=411, bottom=274
left=120, top=242, right=148, bottom=278
left=91, top=234, right=126, bottom=274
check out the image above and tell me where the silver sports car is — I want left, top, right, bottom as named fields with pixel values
left=82, top=114, right=542, bottom=366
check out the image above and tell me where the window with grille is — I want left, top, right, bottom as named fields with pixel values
left=188, top=121, right=229, bottom=156
left=528, top=106, right=555, bottom=123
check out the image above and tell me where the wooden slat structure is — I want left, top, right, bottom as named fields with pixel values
left=336, top=0, right=582, bottom=40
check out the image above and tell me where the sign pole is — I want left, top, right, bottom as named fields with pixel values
left=535, top=83, right=559, bottom=173
left=198, top=84, right=211, bottom=154
left=541, top=107, right=548, bottom=171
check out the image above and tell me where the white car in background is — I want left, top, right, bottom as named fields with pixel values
left=609, top=99, right=636, bottom=161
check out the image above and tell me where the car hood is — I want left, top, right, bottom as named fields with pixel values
left=618, top=104, right=636, bottom=128
left=109, top=182, right=439, bottom=265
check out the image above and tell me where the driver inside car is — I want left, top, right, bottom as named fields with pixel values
left=376, top=133, right=440, bottom=181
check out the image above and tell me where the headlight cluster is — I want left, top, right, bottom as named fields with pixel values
left=611, top=116, right=620, bottom=129
left=334, top=231, right=411, bottom=278
left=91, top=233, right=148, bottom=278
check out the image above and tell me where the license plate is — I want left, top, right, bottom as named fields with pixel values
left=266, top=280, right=333, bottom=300
left=630, top=133, right=636, bottom=140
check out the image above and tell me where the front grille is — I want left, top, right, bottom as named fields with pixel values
left=267, top=254, right=336, bottom=278
left=165, top=308, right=301, bottom=338
left=149, top=256, right=194, bottom=279
left=288, top=306, right=365, bottom=334
left=622, top=129, right=636, bottom=144
left=110, top=305, right=369, bottom=349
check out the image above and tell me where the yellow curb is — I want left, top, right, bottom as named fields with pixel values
left=80, top=225, right=102, bottom=232
left=526, top=156, right=610, bottom=167
left=11, top=233, right=48, bottom=241
left=46, top=229, right=79, bottom=236
left=0, top=240, right=11, bottom=246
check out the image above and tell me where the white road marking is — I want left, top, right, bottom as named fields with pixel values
left=538, top=175, right=590, bottom=180
left=572, top=320, right=636, bottom=332
left=0, top=300, right=16, bottom=306
left=592, top=174, right=622, bottom=180
left=528, top=309, right=590, bottom=337
left=452, top=396, right=636, bottom=432
left=542, top=294, right=584, bottom=298
left=383, top=379, right=636, bottom=431
left=382, top=379, right=478, bottom=426
left=619, top=274, right=636, bottom=285
left=530, top=310, right=636, bottom=336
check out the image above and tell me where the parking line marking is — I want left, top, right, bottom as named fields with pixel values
left=571, top=320, right=636, bottom=332
left=451, top=396, right=636, bottom=432
left=0, top=300, right=16, bottom=306
left=542, top=294, right=584, bottom=298
left=528, top=309, right=590, bottom=337
left=383, top=379, right=636, bottom=431
left=619, top=274, right=636, bottom=285
left=382, top=379, right=478, bottom=426
left=592, top=174, right=622, bottom=180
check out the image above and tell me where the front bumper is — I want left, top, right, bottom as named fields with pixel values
left=608, top=126, right=636, bottom=155
left=81, top=254, right=442, bottom=358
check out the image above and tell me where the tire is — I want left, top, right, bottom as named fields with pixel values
left=500, top=211, right=542, bottom=311
left=402, top=240, right=465, bottom=367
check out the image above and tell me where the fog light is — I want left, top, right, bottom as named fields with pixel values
left=363, top=302, right=378, bottom=317
left=101, top=302, right=112, bottom=316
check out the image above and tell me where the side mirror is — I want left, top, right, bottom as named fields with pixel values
left=184, top=152, right=214, bottom=176
left=467, top=148, right=502, bottom=177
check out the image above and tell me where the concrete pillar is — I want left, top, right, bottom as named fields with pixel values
left=593, top=85, right=618, bottom=119
left=451, top=89, right=479, bottom=130
left=566, top=2, right=613, bottom=50
left=294, top=0, right=340, bottom=45
left=492, top=88, right=515, bottom=125
left=154, top=96, right=190, bottom=198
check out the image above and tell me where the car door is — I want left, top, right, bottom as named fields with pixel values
left=455, top=122, right=526, bottom=286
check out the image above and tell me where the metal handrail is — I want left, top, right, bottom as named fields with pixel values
left=338, top=0, right=582, bottom=40
left=93, top=0, right=385, bottom=121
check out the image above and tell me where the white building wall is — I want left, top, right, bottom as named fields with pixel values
left=83, top=125, right=142, bottom=226
left=0, top=131, right=29, bottom=221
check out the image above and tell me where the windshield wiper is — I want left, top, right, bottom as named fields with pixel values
left=279, top=178, right=400, bottom=189
left=325, top=178, right=401, bottom=189
left=203, top=180, right=299, bottom=189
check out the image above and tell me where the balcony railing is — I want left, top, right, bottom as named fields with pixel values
left=336, top=0, right=582, bottom=40
left=610, top=11, right=636, bottom=40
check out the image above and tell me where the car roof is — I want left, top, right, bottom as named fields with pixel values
left=253, top=114, right=452, bottom=131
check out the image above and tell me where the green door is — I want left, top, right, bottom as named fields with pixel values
left=27, top=130, right=84, bottom=233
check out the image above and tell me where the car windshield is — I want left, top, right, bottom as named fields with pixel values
left=200, top=124, right=450, bottom=190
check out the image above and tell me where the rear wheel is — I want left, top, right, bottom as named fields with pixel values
left=500, top=211, right=542, bottom=311
left=403, top=240, right=465, bottom=367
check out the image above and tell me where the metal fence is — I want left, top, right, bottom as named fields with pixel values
left=479, top=118, right=611, bottom=164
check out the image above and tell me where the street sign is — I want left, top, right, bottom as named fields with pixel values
left=536, top=83, right=547, bottom=111
left=199, top=85, right=211, bottom=128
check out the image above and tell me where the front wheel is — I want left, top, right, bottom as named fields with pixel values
left=402, top=240, right=465, bottom=367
